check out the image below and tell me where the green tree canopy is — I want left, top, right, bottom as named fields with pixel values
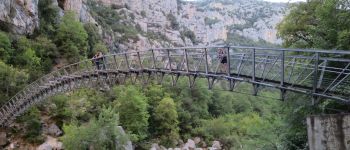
left=113, top=85, right=149, bottom=142
left=61, top=106, right=127, bottom=150
left=55, top=11, right=88, bottom=63
left=277, top=0, right=350, bottom=49
left=154, top=97, right=180, bottom=147
left=0, top=31, right=13, bottom=62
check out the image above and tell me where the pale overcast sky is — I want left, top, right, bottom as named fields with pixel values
left=184, top=0, right=306, bottom=3
left=263, top=0, right=305, bottom=2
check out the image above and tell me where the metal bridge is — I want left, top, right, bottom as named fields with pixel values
left=1, top=46, right=350, bottom=127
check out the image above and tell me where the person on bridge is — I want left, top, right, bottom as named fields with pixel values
left=217, top=48, right=228, bottom=73
left=92, top=52, right=104, bottom=70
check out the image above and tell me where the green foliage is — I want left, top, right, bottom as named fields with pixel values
left=226, top=32, right=277, bottom=47
left=93, top=42, right=108, bottom=54
left=146, top=31, right=170, bottom=42
left=32, top=35, right=58, bottom=72
left=111, top=24, right=139, bottom=42
left=180, top=29, right=197, bottom=44
left=16, top=107, right=45, bottom=144
left=277, top=0, right=350, bottom=49
left=37, top=0, right=59, bottom=36
left=167, top=14, right=180, bottom=30
left=88, top=0, right=121, bottom=28
left=0, top=61, right=29, bottom=105
left=194, top=113, right=283, bottom=149
left=61, top=106, right=127, bottom=150
left=48, top=89, right=109, bottom=123
left=154, top=97, right=180, bottom=147
left=165, top=79, right=212, bottom=138
left=113, top=85, right=149, bottom=142
left=0, top=31, right=13, bottom=62
left=55, top=11, right=88, bottom=63
left=141, top=11, right=147, bottom=18
left=204, top=17, right=220, bottom=27
left=84, top=23, right=103, bottom=57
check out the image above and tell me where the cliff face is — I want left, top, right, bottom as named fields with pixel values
left=0, top=0, right=39, bottom=34
left=0, top=0, right=287, bottom=48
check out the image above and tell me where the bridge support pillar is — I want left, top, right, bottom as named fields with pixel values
left=307, top=114, right=350, bottom=150
left=252, top=84, right=259, bottom=96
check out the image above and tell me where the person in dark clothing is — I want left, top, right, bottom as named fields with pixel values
left=218, top=48, right=228, bottom=73
left=93, top=52, right=103, bottom=70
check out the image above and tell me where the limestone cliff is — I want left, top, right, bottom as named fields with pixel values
left=0, top=0, right=39, bottom=34
left=0, top=0, right=287, bottom=49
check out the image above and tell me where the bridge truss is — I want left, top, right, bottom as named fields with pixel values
left=1, top=46, right=350, bottom=126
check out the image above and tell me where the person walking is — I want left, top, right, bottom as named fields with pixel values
left=217, top=48, right=228, bottom=73
left=92, top=52, right=103, bottom=70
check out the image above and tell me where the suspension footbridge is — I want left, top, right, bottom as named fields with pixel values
left=1, top=46, right=350, bottom=127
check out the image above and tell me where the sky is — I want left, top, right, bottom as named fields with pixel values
left=184, top=0, right=306, bottom=3
left=263, top=0, right=305, bottom=2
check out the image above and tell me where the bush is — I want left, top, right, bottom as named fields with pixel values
left=112, top=24, right=139, bottom=42
left=167, top=14, right=180, bottom=30
left=154, top=97, right=180, bottom=147
left=84, top=23, right=102, bottom=57
left=0, top=61, right=29, bottom=105
left=16, top=107, right=45, bottom=144
left=0, top=31, right=13, bottom=62
left=180, top=29, right=196, bottom=44
left=140, top=11, right=147, bottom=18
left=55, top=11, right=88, bottom=63
left=113, top=85, right=149, bottom=142
left=204, top=17, right=220, bottom=27
left=61, top=106, right=127, bottom=150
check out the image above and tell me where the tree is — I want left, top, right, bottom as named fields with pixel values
left=55, top=11, right=88, bottom=63
left=0, top=61, right=29, bottom=105
left=61, top=106, right=127, bottom=150
left=84, top=23, right=103, bottom=57
left=12, top=37, right=42, bottom=80
left=277, top=0, right=350, bottom=49
left=154, top=97, right=180, bottom=147
left=32, top=35, right=58, bottom=72
left=144, top=85, right=167, bottom=135
left=16, top=107, right=45, bottom=144
left=92, top=42, right=108, bottom=55
left=0, top=31, right=13, bottom=62
left=37, top=0, right=60, bottom=36
left=113, top=85, right=149, bottom=142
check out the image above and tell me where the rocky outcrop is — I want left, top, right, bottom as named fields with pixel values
left=43, top=124, right=62, bottom=137
left=116, top=126, right=132, bottom=150
left=307, top=114, right=350, bottom=150
left=37, top=136, right=63, bottom=150
left=0, top=0, right=286, bottom=48
left=0, top=0, right=39, bottom=34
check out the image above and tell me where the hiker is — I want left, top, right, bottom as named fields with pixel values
left=92, top=52, right=104, bottom=70
left=217, top=48, right=228, bottom=73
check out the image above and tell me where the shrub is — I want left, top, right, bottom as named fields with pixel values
left=180, top=29, right=196, bottom=44
left=61, top=106, right=127, bottom=150
left=204, top=17, right=220, bottom=27
left=0, top=31, right=13, bottom=62
left=113, top=85, right=149, bottom=142
left=140, top=11, right=147, bottom=18
left=55, top=11, right=88, bottom=63
left=167, top=14, right=180, bottom=30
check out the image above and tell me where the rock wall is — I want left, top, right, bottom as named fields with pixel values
left=0, top=0, right=39, bottom=34
left=0, top=0, right=286, bottom=48
left=307, top=114, right=350, bottom=150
